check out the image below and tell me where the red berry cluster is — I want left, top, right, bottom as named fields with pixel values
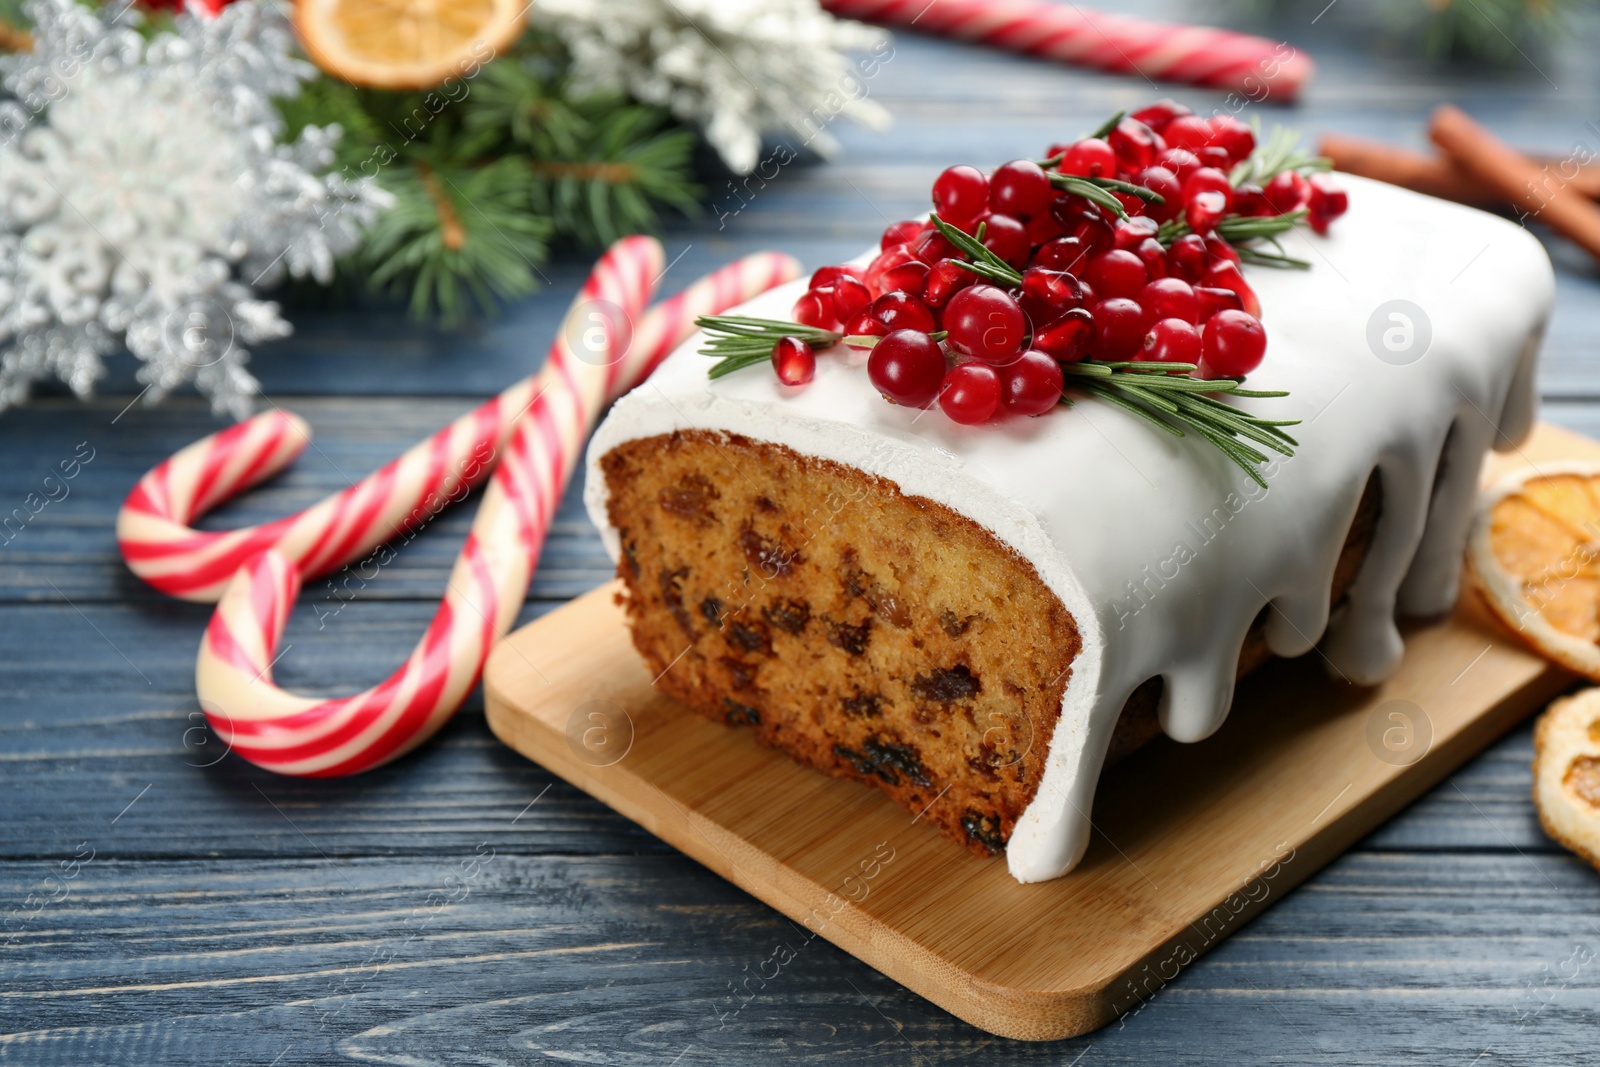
left=775, top=100, right=1347, bottom=426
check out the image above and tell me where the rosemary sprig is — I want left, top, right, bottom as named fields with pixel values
left=1229, top=122, right=1332, bottom=188
left=1061, top=361, right=1299, bottom=487
left=929, top=215, right=1024, bottom=286
left=696, top=315, right=842, bottom=379
left=1158, top=209, right=1312, bottom=269
left=1087, top=110, right=1125, bottom=140
left=1048, top=173, right=1131, bottom=219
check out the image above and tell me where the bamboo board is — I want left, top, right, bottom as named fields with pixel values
left=482, top=422, right=1591, bottom=1041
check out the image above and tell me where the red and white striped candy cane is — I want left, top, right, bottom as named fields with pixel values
left=189, top=245, right=802, bottom=776
left=823, top=0, right=1313, bottom=100
left=118, top=251, right=803, bottom=603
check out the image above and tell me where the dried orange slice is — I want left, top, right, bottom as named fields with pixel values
left=1468, top=464, right=1600, bottom=680
left=295, top=0, right=525, bottom=91
left=1533, top=688, right=1600, bottom=871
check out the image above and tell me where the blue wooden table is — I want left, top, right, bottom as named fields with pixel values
left=5, top=4, right=1600, bottom=1063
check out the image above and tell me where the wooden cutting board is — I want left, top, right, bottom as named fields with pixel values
left=482, top=422, right=1590, bottom=1041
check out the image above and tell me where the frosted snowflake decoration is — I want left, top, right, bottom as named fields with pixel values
left=0, top=0, right=389, bottom=417
left=540, top=0, right=892, bottom=175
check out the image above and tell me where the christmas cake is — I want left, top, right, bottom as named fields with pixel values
left=584, top=104, right=1552, bottom=882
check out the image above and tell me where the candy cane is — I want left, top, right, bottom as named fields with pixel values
left=187, top=246, right=803, bottom=776
left=823, top=0, right=1313, bottom=100
left=118, top=251, right=803, bottom=603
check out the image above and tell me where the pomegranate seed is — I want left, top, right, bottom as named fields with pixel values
left=1155, top=147, right=1203, bottom=183
left=1263, top=170, right=1309, bottom=214
left=1112, top=215, right=1161, bottom=251
left=1197, top=146, right=1232, bottom=170
left=1186, top=189, right=1228, bottom=234
left=1032, top=307, right=1094, bottom=362
left=1001, top=349, right=1066, bottom=416
left=844, top=307, right=888, bottom=348
left=1166, top=233, right=1210, bottom=283
left=1086, top=250, right=1148, bottom=301
left=879, top=220, right=925, bottom=251
left=944, top=284, right=1027, bottom=364
left=1194, top=285, right=1244, bottom=321
left=1233, top=183, right=1271, bottom=217
left=865, top=245, right=918, bottom=295
left=772, top=336, right=816, bottom=385
left=1134, top=166, right=1183, bottom=223
left=1139, top=278, right=1200, bottom=324
left=1026, top=210, right=1067, bottom=245
left=1130, top=98, right=1191, bottom=133
left=1133, top=237, right=1168, bottom=281
left=1017, top=266, right=1084, bottom=326
left=1059, top=137, right=1118, bottom=178
left=1204, top=233, right=1242, bottom=266
left=1112, top=191, right=1149, bottom=216
left=1206, top=259, right=1260, bottom=317
left=869, top=290, right=937, bottom=334
left=1208, top=115, right=1256, bottom=163
left=1049, top=192, right=1094, bottom=226
left=1200, top=309, right=1267, bottom=378
left=1092, top=298, right=1147, bottom=359
left=831, top=276, right=872, bottom=322
left=1184, top=167, right=1233, bottom=201
left=1307, top=175, right=1349, bottom=235
left=1034, top=236, right=1088, bottom=274
left=1109, top=118, right=1164, bottom=174
left=932, top=165, right=989, bottom=228
left=811, top=264, right=865, bottom=289
left=989, top=159, right=1055, bottom=219
left=939, top=363, right=1002, bottom=424
left=881, top=259, right=930, bottom=297
left=909, top=229, right=956, bottom=265
left=868, top=329, right=946, bottom=407
left=1162, top=115, right=1216, bottom=153
left=793, top=288, right=839, bottom=330
left=1141, top=318, right=1202, bottom=365
left=1063, top=210, right=1114, bottom=257
left=981, top=212, right=1031, bottom=267
left=923, top=259, right=976, bottom=308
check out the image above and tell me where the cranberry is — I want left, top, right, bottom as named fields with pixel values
left=989, top=159, right=1054, bottom=219
left=868, top=329, right=946, bottom=408
left=1059, top=137, right=1118, bottom=178
left=1308, top=175, right=1349, bottom=235
left=881, top=259, right=930, bottom=298
left=980, top=212, right=1031, bottom=267
left=793, top=288, right=838, bottom=330
left=944, top=284, right=1027, bottom=364
left=1197, top=146, right=1232, bottom=171
left=1085, top=250, right=1148, bottom=301
left=1063, top=211, right=1114, bottom=258
left=923, top=258, right=976, bottom=307
left=909, top=229, right=956, bottom=265
left=1206, top=259, right=1260, bottom=317
left=1155, top=147, right=1203, bottom=183
left=1001, top=350, right=1065, bottom=416
left=932, top=165, right=989, bottom=228
left=879, top=220, right=925, bottom=251
left=1194, top=285, right=1244, bottom=321
left=1112, top=215, right=1161, bottom=251
left=1130, top=98, right=1191, bottom=133
left=1134, top=166, right=1183, bottom=223
left=1139, top=278, right=1200, bottom=324
left=811, top=264, right=865, bottom=289
left=1233, top=183, right=1271, bottom=217
left=1162, top=115, right=1216, bottom=153
left=1112, top=191, right=1149, bottom=217
left=1017, top=266, right=1083, bottom=326
left=1026, top=210, right=1067, bottom=246
left=1032, top=307, right=1094, bottom=362
left=1184, top=167, right=1233, bottom=201
left=870, top=290, right=937, bottom=334
left=1035, top=236, right=1088, bottom=274
left=1109, top=118, right=1164, bottom=174
left=772, top=336, right=816, bottom=385
left=831, top=275, right=872, bottom=322
left=1263, top=170, right=1309, bottom=214
left=1200, top=309, right=1267, bottom=378
left=939, top=363, right=1002, bottom=424
left=1208, top=115, right=1256, bottom=163
left=1132, top=237, right=1167, bottom=281
left=1092, top=298, right=1147, bottom=359
left=1049, top=192, right=1094, bottom=226
left=1141, top=318, right=1201, bottom=365
left=1166, top=233, right=1210, bottom=283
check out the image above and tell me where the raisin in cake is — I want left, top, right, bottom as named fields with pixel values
left=584, top=175, right=1551, bottom=883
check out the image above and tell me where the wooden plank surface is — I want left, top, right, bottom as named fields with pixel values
left=6, top=2, right=1600, bottom=1060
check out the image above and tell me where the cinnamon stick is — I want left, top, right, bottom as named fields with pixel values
left=1321, top=132, right=1600, bottom=208
left=1430, top=105, right=1600, bottom=263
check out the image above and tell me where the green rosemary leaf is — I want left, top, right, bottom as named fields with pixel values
left=1080, top=175, right=1165, bottom=204
left=1049, top=174, right=1130, bottom=219
left=1087, top=110, right=1126, bottom=141
left=930, top=215, right=1024, bottom=286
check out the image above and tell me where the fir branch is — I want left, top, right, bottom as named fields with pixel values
left=1061, top=361, right=1299, bottom=487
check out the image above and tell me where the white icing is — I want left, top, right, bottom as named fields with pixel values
left=584, top=176, right=1553, bottom=883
